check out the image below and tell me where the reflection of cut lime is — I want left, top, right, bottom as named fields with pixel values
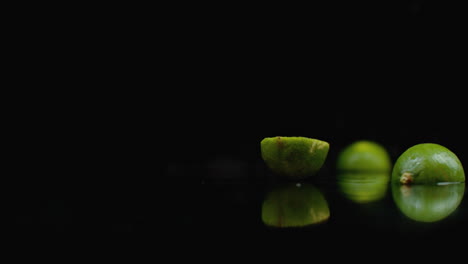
left=392, top=183, right=465, bottom=222
left=262, top=183, right=330, bottom=227
left=391, top=143, right=465, bottom=185
left=337, top=172, right=390, bottom=203
left=261, top=136, right=329, bottom=179
left=336, top=140, right=391, bottom=172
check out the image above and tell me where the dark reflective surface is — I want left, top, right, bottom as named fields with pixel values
left=189, top=155, right=468, bottom=256
left=262, top=183, right=329, bottom=227
left=392, top=183, right=465, bottom=222
left=337, top=172, right=390, bottom=204
left=196, top=163, right=468, bottom=233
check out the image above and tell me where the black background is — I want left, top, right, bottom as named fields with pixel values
left=163, top=1, right=467, bottom=256
left=9, top=0, right=468, bottom=257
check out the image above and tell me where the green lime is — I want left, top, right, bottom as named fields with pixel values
left=261, top=183, right=330, bottom=228
left=391, top=143, right=465, bottom=185
left=261, top=136, right=329, bottom=179
left=336, top=140, right=391, bottom=172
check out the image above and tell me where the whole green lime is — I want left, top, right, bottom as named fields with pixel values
left=261, top=136, right=329, bottom=179
left=336, top=140, right=391, bottom=172
left=261, top=183, right=330, bottom=228
left=391, top=143, right=465, bottom=185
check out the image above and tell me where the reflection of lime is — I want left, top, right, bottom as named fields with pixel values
left=392, top=183, right=465, bottom=222
left=262, top=183, right=330, bottom=227
left=337, top=172, right=390, bottom=203
left=336, top=140, right=391, bottom=172
left=391, top=143, right=465, bottom=185
left=261, top=136, right=329, bottom=179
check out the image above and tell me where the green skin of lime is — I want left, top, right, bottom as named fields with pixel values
left=337, top=172, right=390, bottom=203
left=261, top=136, right=330, bottom=179
left=336, top=140, right=391, bottom=172
left=261, top=183, right=330, bottom=228
left=392, top=183, right=465, bottom=222
left=391, top=143, right=465, bottom=185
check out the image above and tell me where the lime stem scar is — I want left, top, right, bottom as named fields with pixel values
left=400, top=172, right=414, bottom=185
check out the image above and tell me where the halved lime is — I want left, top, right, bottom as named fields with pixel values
left=261, top=136, right=329, bottom=179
